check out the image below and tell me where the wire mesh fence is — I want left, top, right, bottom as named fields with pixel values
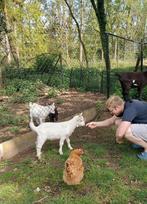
left=108, top=33, right=138, bottom=70
left=108, top=32, right=147, bottom=71
left=1, top=35, right=147, bottom=100
left=3, top=67, right=103, bottom=92
left=3, top=66, right=147, bottom=100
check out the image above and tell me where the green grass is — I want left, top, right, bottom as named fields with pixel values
left=0, top=134, right=147, bottom=204
left=0, top=104, right=28, bottom=142
left=0, top=104, right=25, bottom=127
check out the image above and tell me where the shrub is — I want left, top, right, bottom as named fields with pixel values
left=34, top=53, right=58, bottom=73
left=9, top=126, right=19, bottom=134
left=4, top=79, right=41, bottom=103
left=47, top=87, right=60, bottom=98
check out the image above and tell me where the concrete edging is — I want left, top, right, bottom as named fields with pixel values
left=0, top=106, right=97, bottom=160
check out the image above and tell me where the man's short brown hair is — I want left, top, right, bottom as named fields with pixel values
left=106, top=95, right=124, bottom=109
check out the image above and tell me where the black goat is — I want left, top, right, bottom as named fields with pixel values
left=116, top=71, right=147, bottom=101
left=48, top=107, right=58, bottom=122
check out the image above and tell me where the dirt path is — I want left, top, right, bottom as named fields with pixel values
left=0, top=90, right=109, bottom=164
left=0, top=90, right=106, bottom=142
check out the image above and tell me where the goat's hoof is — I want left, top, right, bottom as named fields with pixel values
left=59, top=152, right=63, bottom=155
left=37, top=156, right=41, bottom=161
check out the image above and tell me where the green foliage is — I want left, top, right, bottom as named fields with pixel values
left=4, top=79, right=41, bottom=103
left=49, top=76, right=64, bottom=88
left=4, top=67, right=102, bottom=93
left=4, top=66, right=147, bottom=101
left=0, top=114, right=20, bottom=126
left=34, top=54, right=59, bottom=72
left=9, top=126, right=19, bottom=134
left=142, top=86, right=147, bottom=100
left=1, top=0, right=147, bottom=75
left=47, top=87, right=60, bottom=98
left=113, top=85, right=122, bottom=97
left=0, top=105, right=21, bottom=127
left=10, top=91, right=37, bottom=104
left=0, top=104, right=27, bottom=136
left=76, top=87, right=86, bottom=92
left=5, top=79, right=35, bottom=95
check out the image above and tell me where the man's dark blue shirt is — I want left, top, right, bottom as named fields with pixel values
left=122, top=100, right=147, bottom=124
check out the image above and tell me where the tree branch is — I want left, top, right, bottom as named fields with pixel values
left=90, top=0, right=97, bottom=13
left=64, top=0, right=89, bottom=68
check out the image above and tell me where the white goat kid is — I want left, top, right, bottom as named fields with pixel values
left=29, top=102, right=55, bottom=124
left=29, top=113, right=85, bottom=160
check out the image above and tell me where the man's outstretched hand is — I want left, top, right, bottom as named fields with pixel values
left=86, top=122, right=97, bottom=129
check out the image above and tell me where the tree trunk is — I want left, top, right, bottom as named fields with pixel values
left=5, top=33, right=12, bottom=63
left=79, top=0, right=83, bottom=66
left=14, top=21, right=20, bottom=61
left=134, top=55, right=141, bottom=71
left=114, top=39, right=117, bottom=61
left=2, top=0, right=19, bottom=67
left=90, top=0, right=111, bottom=97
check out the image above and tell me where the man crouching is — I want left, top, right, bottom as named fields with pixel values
left=86, top=95, right=147, bottom=160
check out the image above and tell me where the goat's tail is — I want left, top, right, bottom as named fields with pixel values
left=29, top=119, right=38, bottom=133
left=29, top=102, right=33, bottom=108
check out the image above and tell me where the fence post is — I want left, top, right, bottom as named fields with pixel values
left=100, top=71, right=104, bottom=93
left=69, top=69, right=73, bottom=88
left=140, top=39, right=144, bottom=71
left=106, top=33, right=110, bottom=98
left=0, top=65, right=5, bottom=88
left=59, top=54, right=64, bottom=84
left=0, top=67, right=2, bottom=87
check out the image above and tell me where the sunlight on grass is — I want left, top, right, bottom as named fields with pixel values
left=0, top=183, right=22, bottom=204
left=50, top=193, right=98, bottom=204
left=0, top=140, right=147, bottom=203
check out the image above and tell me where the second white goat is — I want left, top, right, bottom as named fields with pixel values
left=29, top=113, right=85, bottom=160
left=29, top=102, right=55, bottom=124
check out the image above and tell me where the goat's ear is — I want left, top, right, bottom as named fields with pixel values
left=80, top=112, right=83, bottom=116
